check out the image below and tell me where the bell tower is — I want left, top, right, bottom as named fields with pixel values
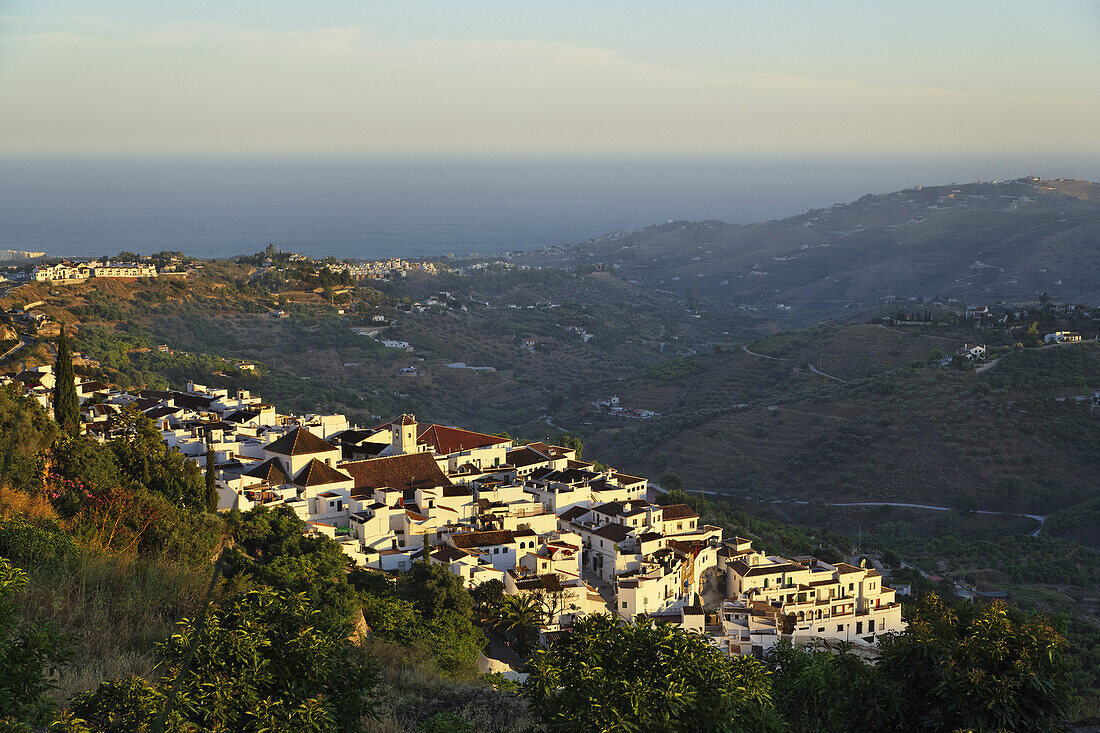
left=391, top=414, right=417, bottom=455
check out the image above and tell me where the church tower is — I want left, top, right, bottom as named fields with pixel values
left=391, top=414, right=418, bottom=455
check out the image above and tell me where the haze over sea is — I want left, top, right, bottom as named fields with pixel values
left=4, top=154, right=1100, bottom=261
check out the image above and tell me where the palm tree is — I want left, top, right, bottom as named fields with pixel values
left=491, top=594, right=541, bottom=653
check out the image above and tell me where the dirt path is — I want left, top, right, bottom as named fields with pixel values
left=807, top=362, right=847, bottom=383
left=741, top=344, right=847, bottom=382
left=757, top=497, right=1046, bottom=536
left=974, top=357, right=1001, bottom=374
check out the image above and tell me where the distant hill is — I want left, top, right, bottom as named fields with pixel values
left=521, top=178, right=1100, bottom=320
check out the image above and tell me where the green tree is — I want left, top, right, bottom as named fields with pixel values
left=204, top=447, right=218, bottom=513
left=560, top=435, right=582, bottom=460
left=490, top=594, right=541, bottom=655
left=360, top=562, right=485, bottom=677
left=0, top=556, right=71, bottom=728
left=525, top=614, right=780, bottom=732
left=70, top=587, right=379, bottom=733
left=658, top=471, right=684, bottom=493
left=655, top=488, right=693, bottom=507
left=397, top=561, right=474, bottom=621
left=0, top=385, right=57, bottom=492
left=876, top=593, right=1071, bottom=731
left=764, top=640, right=882, bottom=731
left=108, top=406, right=206, bottom=512
left=222, top=506, right=360, bottom=630
left=53, top=327, right=80, bottom=433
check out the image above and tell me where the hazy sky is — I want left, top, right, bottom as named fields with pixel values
left=2, top=1, right=1098, bottom=154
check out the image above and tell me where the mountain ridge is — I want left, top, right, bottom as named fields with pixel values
left=520, top=177, right=1100, bottom=321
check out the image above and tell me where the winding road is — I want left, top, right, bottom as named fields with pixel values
left=754, top=497, right=1046, bottom=537
left=741, top=344, right=848, bottom=383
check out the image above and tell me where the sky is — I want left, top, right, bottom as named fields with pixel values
left=1, top=1, right=1099, bottom=155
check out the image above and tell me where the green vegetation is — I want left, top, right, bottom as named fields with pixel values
left=765, top=594, right=1070, bottom=731
left=70, top=587, right=379, bottom=733
left=54, top=327, right=80, bottom=432
left=645, top=356, right=703, bottom=382
left=0, top=556, right=70, bottom=728
left=525, top=614, right=779, bottom=733
left=358, top=561, right=486, bottom=679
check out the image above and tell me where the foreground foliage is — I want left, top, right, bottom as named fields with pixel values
left=0, top=557, right=70, bottom=728
left=69, top=586, right=379, bottom=732
left=525, top=614, right=780, bottom=733
left=765, top=593, right=1071, bottom=732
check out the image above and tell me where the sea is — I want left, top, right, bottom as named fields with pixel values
left=2, top=153, right=1098, bottom=261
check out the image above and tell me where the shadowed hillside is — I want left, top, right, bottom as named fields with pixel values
left=521, top=178, right=1100, bottom=321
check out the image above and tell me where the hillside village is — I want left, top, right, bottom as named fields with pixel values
left=3, top=363, right=904, bottom=660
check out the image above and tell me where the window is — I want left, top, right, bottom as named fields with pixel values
left=856, top=621, right=863, bottom=634
left=677, top=522, right=683, bottom=530
left=493, top=547, right=499, bottom=554
left=837, top=625, right=843, bottom=633
left=622, top=601, right=627, bottom=608
left=849, top=583, right=854, bottom=591
left=869, top=619, right=875, bottom=632
left=818, top=627, right=825, bottom=633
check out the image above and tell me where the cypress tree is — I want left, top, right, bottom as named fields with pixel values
left=53, top=326, right=80, bottom=432
left=205, top=446, right=219, bottom=513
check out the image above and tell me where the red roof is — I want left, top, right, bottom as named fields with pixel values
left=265, top=427, right=337, bottom=456
left=417, top=424, right=509, bottom=455
left=343, top=452, right=451, bottom=496
left=293, top=459, right=352, bottom=487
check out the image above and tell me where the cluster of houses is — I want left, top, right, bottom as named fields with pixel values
left=592, top=395, right=660, bottom=419
left=1044, top=330, right=1083, bottom=344
left=324, top=258, right=439, bottom=280
left=10, top=370, right=906, bottom=656
left=32, top=260, right=160, bottom=283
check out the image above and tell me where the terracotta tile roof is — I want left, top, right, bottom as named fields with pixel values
left=660, top=504, right=698, bottom=520
left=417, top=424, right=509, bottom=455
left=507, top=446, right=552, bottom=468
left=835, top=563, right=864, bottom=574
left=589, top=523, right=631, bottom=542
left=431, top=546, right=474, bottom=563
left=511, top=573, right=563, bottom=593
left=243, top=457, right=291, bottom=485
left=558, top=506, right=589, bottom=522
left=343, top=452, right=451, bottom=497
left=265, top=427, right=337, bottom=456
left=594, top=500, right=651, bottom=517
left=450, top=530, right=516, bottom=548
left=294, top=459, right=352, bottom=487
left=138, top=389, right=216, bottom=411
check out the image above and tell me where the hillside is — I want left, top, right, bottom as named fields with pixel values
left=574, top=325, right=1100, bottom=513
left=520, top=178, right=1100, bottom=321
